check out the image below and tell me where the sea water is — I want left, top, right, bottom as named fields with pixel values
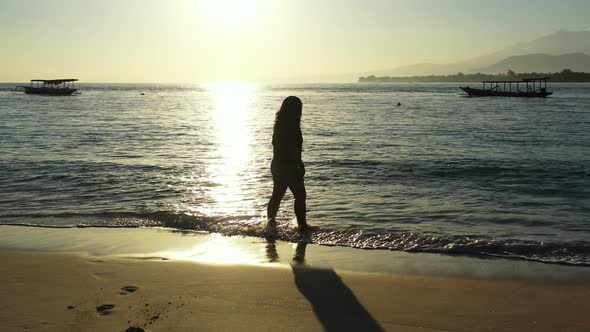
left=1, top=83, right=589, bottom=265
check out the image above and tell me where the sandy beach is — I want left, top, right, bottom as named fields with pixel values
left=0, top=227, right=589, bottom=332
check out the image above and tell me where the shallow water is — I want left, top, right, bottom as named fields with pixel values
left=1, top=82, right=589, bottom=265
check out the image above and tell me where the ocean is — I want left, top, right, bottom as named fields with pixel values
left=1, top=82, right=589, bottom=265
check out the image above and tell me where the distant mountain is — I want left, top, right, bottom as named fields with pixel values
left=496, top=30, right=590, bottom=58
left=359, top=69, right=590, bottom=83
left=367, top=29, right=590, bottom=77
left=480, top=53, right=590, bottom=73
left=366, top=62, right=464, bottom=77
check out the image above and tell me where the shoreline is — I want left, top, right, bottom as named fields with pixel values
left=1, top=226, right=590, bottom=331
left=1, top=225, right=590, bottom=282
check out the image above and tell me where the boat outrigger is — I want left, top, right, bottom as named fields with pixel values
left=460, top=77, right=552, bottom=97
left=17, top=79, right=78, bottom=96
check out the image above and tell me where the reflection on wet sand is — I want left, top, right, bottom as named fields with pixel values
left=265, top=240, right=384, bottom=332
left=265, top=238, right=280, bottom=263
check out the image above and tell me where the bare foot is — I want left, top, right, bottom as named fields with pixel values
left=298, top=224, right=318, bottom=233
left=266, top=220, right=277, bottom=231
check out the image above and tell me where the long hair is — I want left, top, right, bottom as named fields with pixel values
left=274, top=96, right=302, bottom=131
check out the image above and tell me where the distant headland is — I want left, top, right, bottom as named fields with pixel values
left=359, top=69, right=590, bottom=83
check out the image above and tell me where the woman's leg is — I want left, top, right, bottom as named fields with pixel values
left=289, top=181, right=307, bottom=229
left=267, top=181, right=288, bottom=226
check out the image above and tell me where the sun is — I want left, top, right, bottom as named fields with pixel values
left=194, top=0, right=269, bottom=34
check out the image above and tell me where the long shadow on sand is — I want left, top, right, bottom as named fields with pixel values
left=266, top=239, right=384, bottom=332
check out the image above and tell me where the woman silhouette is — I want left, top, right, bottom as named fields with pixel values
left=267, top=96, right=311, bottom=232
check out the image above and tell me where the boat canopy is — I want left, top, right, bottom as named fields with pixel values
left=30, top=79, right=78, bottom=85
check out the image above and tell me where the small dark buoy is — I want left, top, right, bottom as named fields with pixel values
left=397, top=102, right=401, bottom=106
left=140, top=93, right=145, bottom=95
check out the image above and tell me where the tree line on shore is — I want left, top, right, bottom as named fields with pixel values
left=358, top=69, right=590, bottom=83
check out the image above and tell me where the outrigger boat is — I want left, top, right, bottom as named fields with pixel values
left=460, top=77, right=552, bottom=97
left=17, top=79, right=78, bottom=96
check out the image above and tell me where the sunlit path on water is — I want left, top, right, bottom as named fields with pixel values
left=198, top=82, right=260, bottom=219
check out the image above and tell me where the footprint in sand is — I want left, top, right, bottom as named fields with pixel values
left=121, top=286, right=139, bottom=293
left=120, top=285, right=139, bottom=295
left=96, top=304, right=115, bottom=316
left=125, top=327, right=145, bottom=332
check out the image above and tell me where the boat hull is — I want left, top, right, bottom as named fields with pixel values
left=460, top=87, right=553, bottom=98
left=24, top=87, right=77, bottom=96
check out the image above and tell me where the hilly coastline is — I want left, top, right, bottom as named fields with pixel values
left=362, top=29, right=590, bottom=78
left=359, top=69, right=590, bottom=83
left=481, top=53, right=590, bottom=73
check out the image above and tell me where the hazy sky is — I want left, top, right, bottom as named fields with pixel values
left=1, top=0, right=589, bottom=83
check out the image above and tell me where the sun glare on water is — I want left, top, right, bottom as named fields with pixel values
left=203, top=82, right=259, bottom=216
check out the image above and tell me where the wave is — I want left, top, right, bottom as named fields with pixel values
left=313, top=158, right=589, bottom=179
left=2, top=211, right=589, bottom=266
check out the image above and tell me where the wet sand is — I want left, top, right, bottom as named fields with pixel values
left=0, top=227, right=590, bottom=331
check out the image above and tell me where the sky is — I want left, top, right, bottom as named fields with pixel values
left=1, top=0, right=589, bottom=83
